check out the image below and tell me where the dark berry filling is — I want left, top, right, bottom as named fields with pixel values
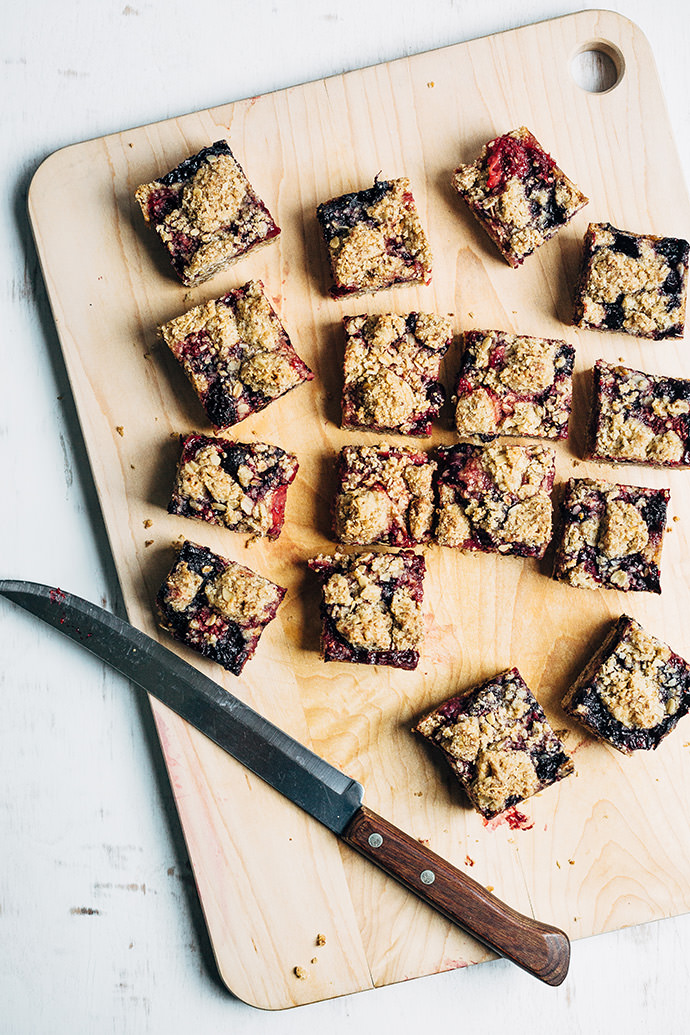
left=159, top=141, right=233, bottom=187
left=610, top=231, right=640, bottom=259
left=484, top=134, right=555, bottom=193
left=317, top=179, right=391, bottom=240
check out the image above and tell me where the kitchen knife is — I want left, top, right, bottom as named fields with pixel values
left=0, top=579, right=569, bottom=985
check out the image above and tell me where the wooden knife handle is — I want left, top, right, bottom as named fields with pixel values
left=341, top=805, right=569, bottom=986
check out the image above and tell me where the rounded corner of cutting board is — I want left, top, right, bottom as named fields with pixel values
left=565, top=7, right=656, bottom=57
left=27, top=141, right=89, bottom=223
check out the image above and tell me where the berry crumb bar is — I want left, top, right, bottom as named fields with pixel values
left=308, top=551, right=426, bottom=670
left=316, top=177, right=433, bottom=297
left=562, top=615, right=690, bottom=753
left=333, top=444, right=436, bottom=546
left=588, top=360, right=690, bottom=468
left=552, top=477, right=669, bottom=593
left=454, top=330, right=574, bottom=440
left=159, top=280, right=313, bottom=430
left=435, top=442, right=555, bottom=557
left=341, top=313, right=452, bottom=436
left=156, top=540, right=286, bottom=675
left=135, top=141, right=280, bottom=286
left=451, top=127, right=588, bottom=267
left=169, top=433, right=299, bottom=540
left=414, top=668, right=573, bottom=819
left=573, top=222, right=689, bottom=339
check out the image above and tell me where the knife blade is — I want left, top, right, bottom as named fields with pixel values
left=0, top=579, right=569, bottom=985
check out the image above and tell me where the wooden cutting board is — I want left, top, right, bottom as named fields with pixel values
left=28, top=9, right=690, bottom=1008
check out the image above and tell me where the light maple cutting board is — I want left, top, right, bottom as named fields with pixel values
left=28, top=10, right=690, bottom=1009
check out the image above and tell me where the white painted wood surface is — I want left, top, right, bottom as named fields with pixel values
left=2, top=1, right=690, bottom=1030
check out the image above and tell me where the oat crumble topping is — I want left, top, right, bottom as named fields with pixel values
left=159, top=281, right=312, bottom=430
left=308, top=551, right=426, bottom=670
left=454, top=330, right=574, bottom=440
left=574, top=223, right=689, bottom=339
left=451, top=127, right=588, bottom=267
left=415, top=668, right=573, bottom=818
left=317, top=177, right=433, bottom=297
left=589, top=361, right=690, bottom=468
left=135, top=141, right=280, bottom=287
left=552, top=478, right=669, bottom=594
left=341, top=312, right=452, bottom=436
left=435, top=442, right=555, bottom=557
left=334, top=444, right=436, bottom=546
left=562, top=616, right=690, bottom=753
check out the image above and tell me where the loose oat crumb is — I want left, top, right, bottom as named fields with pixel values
left=116, top=426, right=125, bottom=436
left=316, top=933, right=326, bottom=946
left=293, top=966, right=309, bottom=980
left=143, top=519, right=153, bottom=528
left=417, top=837, right=430, bottom=846
left=144, top=539, right=154, bottom=547
left=568, top=859, right=575, bottom=865
left=674, top=515, right=680, bottom=522
left=486, top=885, right=494, bottom=892
left=426, top=81, right=435, bottom=87
left=310, top=957, right=318, bottom=965
left=556, top=860, right=561, bottom=869
left=465, top=855, right=475, bottom=867
left=414, top=791, right=423, bottom=797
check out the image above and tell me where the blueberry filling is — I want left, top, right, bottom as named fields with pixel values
left=610, top=232, right=640, bottom=259
left=159, top=141, right=233, bottom=187
left=317, top=179, right=391, bottom=240
left=603, top=297, right=625, bottom=330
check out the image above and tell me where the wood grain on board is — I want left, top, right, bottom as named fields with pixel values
left=27, top=9, right=690, bottom=1009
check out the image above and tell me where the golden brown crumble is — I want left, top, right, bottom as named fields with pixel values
left=164, top=561, right=203, bottom=612
left=204, top=564, right=283, bottom=626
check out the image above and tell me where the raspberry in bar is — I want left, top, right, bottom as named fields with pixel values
left=552, top=477, right=669, bottom=593
left=435, top=442, right=555, bottom=558
left=169, top=433, right=299, bottom=540
left=414, top=668, right=573, bottom=820
left=308, top=551, right=426, bottom=671
left=453, top=330, right=575, bottom=440
left=451, top=127, right=588, bottom=268
left=341, top=313, right=452, bottom=436
left=159, top=280, right=313, bottom=430
left=316, top=177, right=433, bottom=297
left=135, top=141, right=280, bottom=286
left=573, top=222, right=689, bottom=339
left=588, top=360, right=690, bottom=468
left=562, top=615, right=690, bottom=754
left=156, top=540, right=286, bottom=675
left=333, top=444, right=436, bottom=547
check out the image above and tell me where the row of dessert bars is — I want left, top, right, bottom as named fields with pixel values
left=136, top=133, right=689, bottom=338
left=137, top=128, right=690, bottom=825
left=156, top=285, right=690, bottom=459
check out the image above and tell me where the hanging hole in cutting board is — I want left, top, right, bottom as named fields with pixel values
left=570, top=40, right=624, bottom=94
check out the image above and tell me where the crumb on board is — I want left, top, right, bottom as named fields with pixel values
left=315, top=933, right=326, bottom=946
left=674, top=515, right=680, bottom=522
left=568, top=859, right=575, bottom=865
left=426, top=81, right=435, bottom=87
left=311, top=957, right=318, bottom=965
left=465, top=855, right=475, bottom=867
left=486, top=885, right=494, bottom=892
left=293, top=966, right=309, bottom=980
left=143, top=519, right=152, bottom=528
left=417, top=837, right=430, bottom=846
left=116, top=426, right=124, bottom=436
left=556, top=860, right=561, bottom=868
left=130, top=464, right=136, bottom=470
left=144, top=539, right=154, bottom=548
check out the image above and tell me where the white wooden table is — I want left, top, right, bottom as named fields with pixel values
left=2, top=2, right=689, bottom=1031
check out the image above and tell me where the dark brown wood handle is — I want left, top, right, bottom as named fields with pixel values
left=341, top=805, right=569, bottom=986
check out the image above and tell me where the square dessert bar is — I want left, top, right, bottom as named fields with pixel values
left=588, top=360, right=690, bottom=468
left=552, top=478, right=669, bottom=593
left=135, top=140, right=280, bottom=286
left=159, top=280, right=313, bottom=430
left=169, top=433, right=299, bottom=540
left=454, top=330, right=575, bottom=440
left=341, top=312, right=452, bottom=436
left=316, top=177, right=433, bottom=297
left=333, top=444, right=436, bottom=547
left=451, top=127, right=588, bottom=267
left=562, top=616, right=690, bottom=754
left=308, top=551, right=426, bottom=671
left=573, top=222, right=689, bottom=339
left=414, top=668, right=573, bottom=819
left=435, top=442, right=555, bottom=558
left=156, top=540, right=286, bottom=675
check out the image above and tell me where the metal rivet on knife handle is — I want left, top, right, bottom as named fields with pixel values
left=368, top=832, right=383, bottom=848
left=420, top=870, right=435, bottom=885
